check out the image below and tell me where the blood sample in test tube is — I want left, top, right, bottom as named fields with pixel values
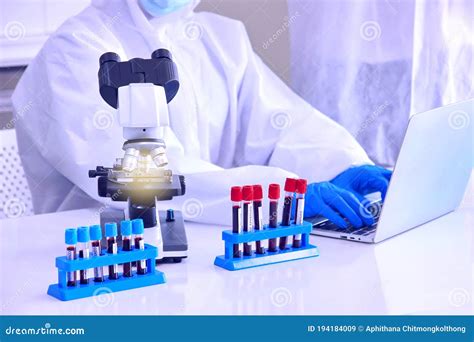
left=231, top=186, right=243, bottom=258
left=268, top=183, right=280, bottom=252
left=77, top=226, right=91, bottom=285
left=242, top=185, right=255, bottom=256
left=121, top=220, right=133, bottom=277
left=105, top=222, right=119, bottom=280
left=65, top=228, right=77, bottom=287
left=252, top=184, right=265, bottom=254
left=292, top=179, right=307, bottom=248
left=132, top=219, right=147, bottom=275
left=90, top=224, right=104, bottom=282
left=279, top=178, right=297, bottom=250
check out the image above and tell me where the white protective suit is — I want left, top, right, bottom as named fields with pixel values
left=12, top=0, right=370, bottom=225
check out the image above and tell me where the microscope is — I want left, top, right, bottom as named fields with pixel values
left=89, top=49, right=188, bottom=263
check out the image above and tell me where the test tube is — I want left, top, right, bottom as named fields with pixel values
left=252, top=184, right=265, bottom=254
left=231, top=186, right=243, bottom=258
left=242, top=185, right=255, bottom=256
left=268, top=183, right=280, bottom=252
left=132, top=219, right=147, bottom=275
left=90, top=225, right=104, bottom=282
left=105, top=222, right=119, bottom=280
left=279, top=178, right=297, bottom=250
left=121, top=220, right=133, bottom=277
left=65, top=228, right=77, bottom=287
left=77, top=226, right=90, bottom=285
left=292, top=179, right=308, bottom=248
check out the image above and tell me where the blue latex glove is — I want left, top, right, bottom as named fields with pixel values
left=304, top=182, right=375, bottom=229
left=331, top=165, right=392, bottom=202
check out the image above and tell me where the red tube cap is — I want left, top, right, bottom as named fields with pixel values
left=252, top=185, right=263, bottom=200
left=242, top=185, right=254, bottom=201
left=268, top=184, right=280, bottom=200
left=231, top=186, right=242, bottom=202
left=296, top=179, right=308, bottom=194
left=284, top=178, right=297, bottom=192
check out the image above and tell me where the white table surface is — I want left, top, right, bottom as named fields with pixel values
left=1, top=178, right=472, bottom=316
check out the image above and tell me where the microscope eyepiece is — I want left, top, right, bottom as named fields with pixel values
left=98, top=48, right=179, bottom=108
left=99, top=52, right=121, bottom=66
left=152, top=49, right=172, bottom=60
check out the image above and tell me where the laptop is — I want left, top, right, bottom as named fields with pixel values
left=308, top=99, right=473, bottom=243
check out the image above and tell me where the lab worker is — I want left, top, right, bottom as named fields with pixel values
left=12, top=0, right=390, bottom=227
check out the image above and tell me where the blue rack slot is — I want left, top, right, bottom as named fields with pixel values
left=214, top=221, right=319, bottom=271
left=48, top=244, right=166, bottom=301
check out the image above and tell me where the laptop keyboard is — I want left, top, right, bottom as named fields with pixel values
left=309, top=200, right=383, bottom=236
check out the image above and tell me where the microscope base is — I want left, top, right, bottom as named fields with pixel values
left=99, top=208, right=188, bottom=263
left=157, top=210, right=188, bottom=263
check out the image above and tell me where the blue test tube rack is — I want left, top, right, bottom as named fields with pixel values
left=47, top=244, right=165, bottom=301
left=214, top=221, right=319, bottom=271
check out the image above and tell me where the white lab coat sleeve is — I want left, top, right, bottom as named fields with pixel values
left=233, top=23, right=372, bottom=182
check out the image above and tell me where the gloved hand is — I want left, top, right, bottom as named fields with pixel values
left=331, top=165, right=392, bottom=202
left=304, top=182, right=375, bottom=229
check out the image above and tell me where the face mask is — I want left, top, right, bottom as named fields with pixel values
left=139, top=0, right=192, bottom=16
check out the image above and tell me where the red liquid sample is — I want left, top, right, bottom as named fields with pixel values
left=92, top=241, right=104, bottom=282
left=66, top=246, right=76, bottom=287
left=122, top=238, right=133, bottom=277
left=134, top=237, right=147, bottom=275
left=268, top=201, right=278, bottom=252
left=232, top=205, right=241, bottom=258
left=107, top=237, right=119, bottom=280
left=78, top=250, right=89, bottom=285
left=253, top=200, right=265, bottom=254
left=279, top=195, right=292, bottom=249
left=243, top=202, right=252, bottom=256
